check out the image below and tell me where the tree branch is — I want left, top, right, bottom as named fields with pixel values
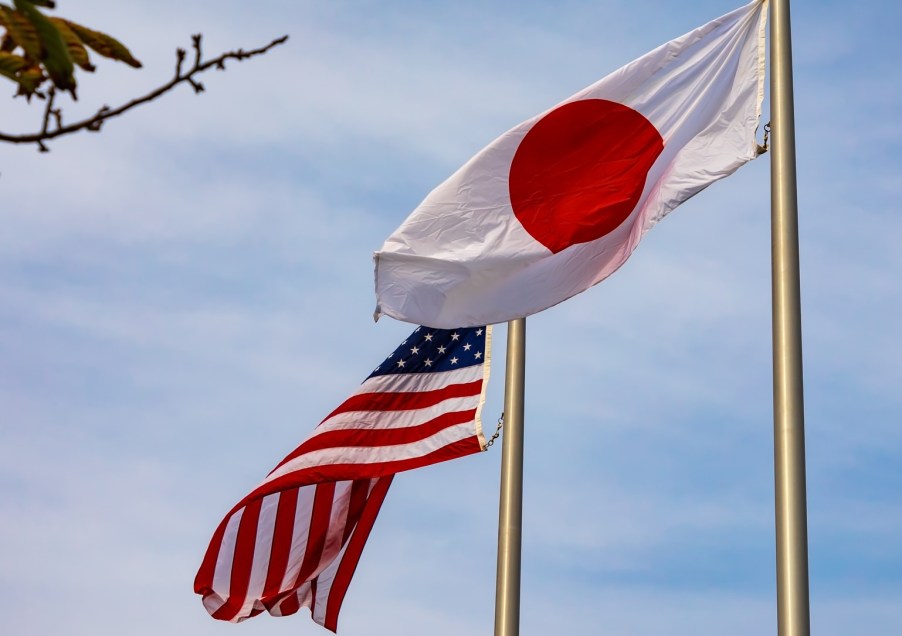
left=0, top=34, right=288, bottom=151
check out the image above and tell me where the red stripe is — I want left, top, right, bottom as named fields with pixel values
left=238, top=436, right=482, bottom=512
left=309, top=577, right=319, bottom=623
left=194, top=511, right=230, bottom=595
left=212, top=497, right=263, bottom=621
left=323, top=475, right=394, bottom=632
left=342, top=479, right=371, bottom=544
left=248, top=605, right=264, bottom=618
left=274, top=408, right=477, bottom=468
left=322, top=380, right=482, bottom=420
left=261, top=489, right=298, bottom=601
left=276, top=587, right=301, bottom=617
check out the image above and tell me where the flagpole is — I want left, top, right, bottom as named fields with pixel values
left=770, top=1, right=811, bottom=635
left=494, top=318, right=526, bottom=636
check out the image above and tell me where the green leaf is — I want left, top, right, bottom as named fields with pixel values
left=0, top=4, right=43, bottom=61
left=27, top=0, right=55, bottom=7
left=49, top=17, right=92, bottom=71
left=64, top=19, right=141, bottom=68
left=13, top=0, right=75, bottom=94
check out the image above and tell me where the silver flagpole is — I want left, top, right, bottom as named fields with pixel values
left=770, top=1, right=811, bottom=635
left=494, top=318, right=526, bottom=636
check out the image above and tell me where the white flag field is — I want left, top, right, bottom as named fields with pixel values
left=374, top=0, right=768, bottom=329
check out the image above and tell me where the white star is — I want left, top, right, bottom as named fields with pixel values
left=474, top=351, right=482, bottom=359
left=463, top=343, right=472, bottom=351
left=424, top=333, right=433, bottom=342
left=451, top=332, right=460, bottom=340
left=410, top=346, right=419, bottom=355
left=397, top=359, right=405, bottom=368
left=424, top=359, right=433, bottom=367
left=401, top=340, right=407, bottom=345
left=387, top=353, right=393, bottom=358
left=437, top=345, right=447, bottom=354
left=414, top=327, right=421, bottom=332
left=450, top=356, right=459, bottom=364
left=476, top=328, right=483, bottom=336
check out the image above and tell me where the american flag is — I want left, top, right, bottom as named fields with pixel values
left=194, top=325, right=492, bottom=631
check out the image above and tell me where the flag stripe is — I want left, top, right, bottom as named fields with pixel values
left=212, top=497, right=262, bottom=620
left=229, top=435, right=484, bottom=518
left=323, top=379, right=483, bottom=420
left=241, top=494, right=279, bottom=619
left=342, top=480, right=371, bottom=544
left=293, top=483, right=336, bottom=586
left=277, top=408, right=478, bottom=458
left=283, top=485, right=317, bottom=591
left=265, top=419, right=480, bottom=483
left=312, top=394, right=480, bottom=435
left=199, top=427, right=483, bottom=576
left=208, top=508, right=244, bottom=603
left=355, top=364, right=484, bottom=394
left=262, top=489, right=297, bottom=600
left=322, top=475, right=393, bottom=632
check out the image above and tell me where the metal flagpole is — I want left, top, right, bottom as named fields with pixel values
left=494, top=318, right=526, bottom=636
left=769, top=1, right=811, bottom=635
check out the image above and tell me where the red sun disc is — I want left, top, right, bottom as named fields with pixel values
left=508, top=99, right=664, bottom=254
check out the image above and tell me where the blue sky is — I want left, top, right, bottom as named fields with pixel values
left=1, top=1, right=899, bottom=634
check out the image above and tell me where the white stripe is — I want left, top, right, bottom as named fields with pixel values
left=308, top=480, right=355, bottom=581
left=278, top=486, right=316, bottom=593
left=211, top=508, right=244, bottom=604
left=311, top=476, right=386, bottom=626
left=202, top=593, right=226, bottom=616
left=311, top=536, right=348, bottom=625
left=312, top=395, right=480, bottom=435
left=297, top=582, right=314, bottom=611
left=236, top=492, right=280, bottom=619
left=473, top=325, right=493, bottom=448
left=271, top=581, right=313, bottom=616
left=351, top=364, right=483, bottom=396
left=265, top=422, right=479, bottom=482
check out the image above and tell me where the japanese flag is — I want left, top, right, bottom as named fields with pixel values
left=374, top=0, right=768, bottom=328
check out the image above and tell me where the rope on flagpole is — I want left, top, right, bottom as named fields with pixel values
left=484, top=413, right=504, bottom=450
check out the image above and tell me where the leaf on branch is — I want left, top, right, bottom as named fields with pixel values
left=13, top=0, right=75, bottom=95
left=27, top=0, right=55, bottom=7
left=48, top=17, right=92, bottom=71
left=63, top=19, right=141, bottom=68
left=0, top=50, right=28, bottom=75
left=0, top=33, right=287, bottom=150
left=15, top=62, right=43, bottom=96
left=0, top=4, right=44, bottom=61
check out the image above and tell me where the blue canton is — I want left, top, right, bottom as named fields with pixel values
left=369, top=326, right=487, bottom=378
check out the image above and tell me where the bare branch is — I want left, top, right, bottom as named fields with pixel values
left=191, top=34, right=202, bottom=68
left=0, top=34, right=289, bottom=151
left=175, top=47, right=186, bottom=78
